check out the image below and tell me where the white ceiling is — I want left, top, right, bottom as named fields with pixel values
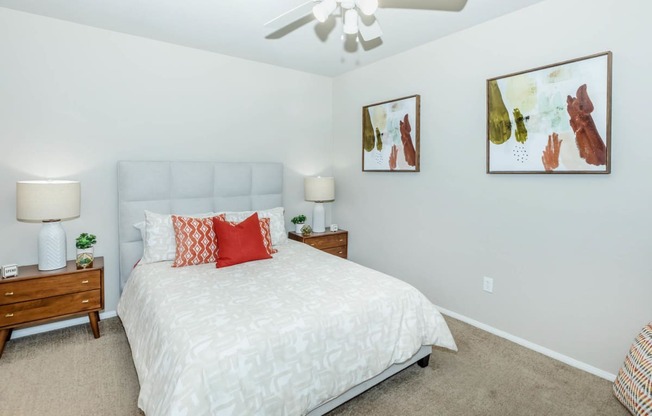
left=0, top=0, right=546, bottom=77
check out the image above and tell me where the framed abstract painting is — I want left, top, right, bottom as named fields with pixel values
left=362, top=95, right=420, bottom=172
left=487, top=52, right=612, bottom=174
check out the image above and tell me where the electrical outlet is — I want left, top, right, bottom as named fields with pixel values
left=483, top=276, right=494, bottom=293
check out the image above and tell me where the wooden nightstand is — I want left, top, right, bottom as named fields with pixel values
left=288, top=229, right=348, bottom=259
left=0, top=257, right=104, bottom=359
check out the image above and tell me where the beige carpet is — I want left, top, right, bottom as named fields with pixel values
left=0, top=316, right=629, bottom=416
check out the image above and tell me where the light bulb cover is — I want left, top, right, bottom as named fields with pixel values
left=343, top=9, right=359, bottom=34
left=313, top=0, right=337, bottom=22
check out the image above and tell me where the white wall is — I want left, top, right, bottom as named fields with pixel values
left=0, top=8, right=333, bottom=313
left=2, top=0, right=650, bottom=378
left=332, top=0, right=652, bottom=375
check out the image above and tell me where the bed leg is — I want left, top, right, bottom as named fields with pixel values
left=417, top=354, right=430, bottom=368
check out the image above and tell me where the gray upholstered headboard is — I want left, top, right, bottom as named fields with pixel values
left=117, top=161, right=283, bottom=290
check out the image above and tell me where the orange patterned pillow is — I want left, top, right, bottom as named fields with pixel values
left=614, top=323, right=652, bottom=416
left=259, top=217, right=278, bottom=255
left=171, top=215, right=218, bottom=267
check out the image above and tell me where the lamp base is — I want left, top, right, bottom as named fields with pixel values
left=38, top=221, right=67, bottom=271
left=312, top=202, right=326, bottom=233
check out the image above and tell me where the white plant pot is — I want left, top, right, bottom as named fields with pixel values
left=295, top=224, right=304, bottom=233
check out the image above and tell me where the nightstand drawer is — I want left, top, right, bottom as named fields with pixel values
left=0, top=270, right=101, bottom=306
left=0, top=290, right=101, bottom=327
left=322, top=246, right=347, bottom=258
left=305, top=234, right=348, bottom=250
left=288, top=230, right=349, bottom=259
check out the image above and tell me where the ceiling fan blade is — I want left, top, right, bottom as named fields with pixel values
left=264, top=1, right=316, bottom=30
left=379, top=0, right=467, bottom=12
left=358, top=15, right=383, bottom=41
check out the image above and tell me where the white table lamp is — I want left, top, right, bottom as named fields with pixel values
left=16, top=180, right=81, bottom=271
left=304, top=176, right=334, bottom=233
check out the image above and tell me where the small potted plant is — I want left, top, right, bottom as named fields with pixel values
left=291, top=214, right=307, bottom=233
left=76, top=233, right=97, bottom=269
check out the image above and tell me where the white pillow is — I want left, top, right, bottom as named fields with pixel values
left=139, top=210, right=214, bottom=264
left=224, top=207, right=287, bottom=246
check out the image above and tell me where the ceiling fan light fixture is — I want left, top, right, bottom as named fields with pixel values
left=340, top=0, right=355, bottom=9
left=313, top=0, right=337, bottom=23
left=356, top=0, right=378, bottom=16
left=343, top=9, right=359, bottom=35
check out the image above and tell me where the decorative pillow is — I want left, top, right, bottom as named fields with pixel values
left=259, top=218, right=278, bottom=255
left=171, top=215, right=218, bottom=267
left=212, top=213, right=272, bottom=268
left=224, top=207, right=287, bottom=246
left=223, top=216, right=277, bottom=256
left=141, top=210, right=213, bottom=264
left=613, top=322, right=652, bottom=416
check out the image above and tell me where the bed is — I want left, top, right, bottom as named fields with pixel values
left=116, top=161, right=457, bottom=415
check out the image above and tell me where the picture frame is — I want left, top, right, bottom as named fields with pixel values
left=487, top=52, right=612, bottom=174
left=362, top=94, right=420, bottom=172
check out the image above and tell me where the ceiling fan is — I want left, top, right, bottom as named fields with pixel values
left=265, top=0, right=468, bottom=42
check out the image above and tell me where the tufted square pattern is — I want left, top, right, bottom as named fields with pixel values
left=118, top=162, right=283, bottom=288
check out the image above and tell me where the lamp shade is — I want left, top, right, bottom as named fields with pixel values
left=304, top=177, right=335, bottom=202
left=16, top=180, right=81, bottom=222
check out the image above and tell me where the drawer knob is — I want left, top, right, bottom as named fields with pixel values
left=5, top=313, right=13, bottom=318
left=81, top=299, right=90, bottom=304
left=4, top=292, right=14, bottom=296
left=339, top=239, right=344, bottom=242
left=310, top=243, right=316, bottom=246
left=81, top=280, right=89, bottom=284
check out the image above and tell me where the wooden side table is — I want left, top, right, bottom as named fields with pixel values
left=288, top=229, right=348, bottom=259
left=0, top=257, right=104, bottom=359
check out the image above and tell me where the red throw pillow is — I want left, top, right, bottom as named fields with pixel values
left=212, top=212, right=272, bottom=268
left=221, top=215, right=276, bottom=255
left=171, top=215, right=217, bottom=267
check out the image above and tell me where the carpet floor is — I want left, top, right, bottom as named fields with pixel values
left=0, top=316, right=629, bottom=416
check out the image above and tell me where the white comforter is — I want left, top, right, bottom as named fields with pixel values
left=118, top=240, right=456, bottom=416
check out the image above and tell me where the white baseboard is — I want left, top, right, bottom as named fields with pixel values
left=11, top=310, right=118, bottom=339
left=437, top=306, right=617, bottom=382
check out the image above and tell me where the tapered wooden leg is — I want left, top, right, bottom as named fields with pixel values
left=88, top=311, right=101, bottom=339
left=417, top=354, right=430, bottom=368
left=0, top=329, right=11, bottom=359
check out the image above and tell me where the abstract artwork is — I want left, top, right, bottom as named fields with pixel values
left=363, top=95, right=420, bottom=172
left=487, top=52, right=612, bottom=174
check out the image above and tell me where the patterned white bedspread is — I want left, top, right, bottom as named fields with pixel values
left=117, top=240, right=457, bottom=416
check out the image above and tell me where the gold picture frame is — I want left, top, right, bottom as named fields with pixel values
left=487, top=52, right=612, bottom=174
left=362, top=95, right=420, bottom=172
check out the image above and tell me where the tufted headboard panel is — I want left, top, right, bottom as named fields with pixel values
left=117, top=161, right=283, bottom=290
